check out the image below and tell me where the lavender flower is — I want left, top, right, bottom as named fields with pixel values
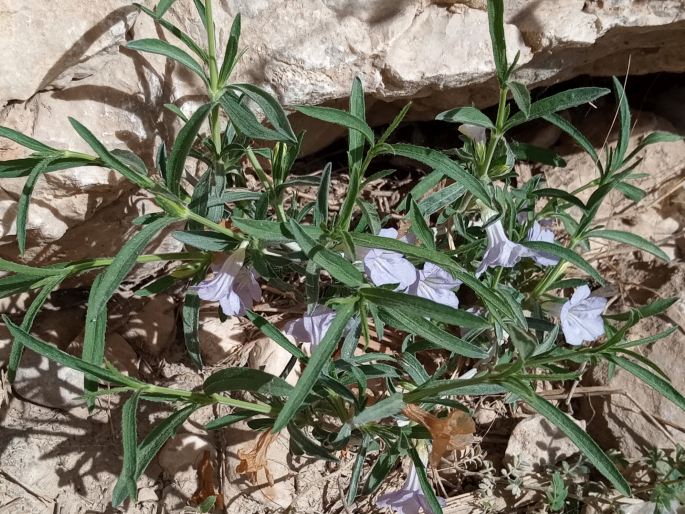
left=560, top=285, right=607, bottom=346
left=526, top=220, right=560, bottom=267
left=376, top=462, right=445, bottom=514
left=458, top=123, right=487, bottom=144
left=476, top=219, right=531, bottom=275
left=359, top=228, right=417, bottom=291
left=284, top=305, right=337, bottom=350
left=194, top=249, right=261, bottom=317
left=408, top=262, right=461, bottom=309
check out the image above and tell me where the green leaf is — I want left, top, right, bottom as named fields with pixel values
left=127, top=39, right=207, bottom=84
left=504, top=379, right=630, bottom=496
left=609, top=356, right=685, bottom=412
left=409, top=447, right=443, bottom=514
left=17, top=151, right=57, bottom=254
left=112, top=404, right=197, bottom=507
left=507, top=88, right=611, bottom=129
left=288, top=424, right=339, bottom=461
left=612, top=77, right=630, bottom=166
left=543, top=113, right=600, bottom=164
left=346, top=435, right=369, bottom=504
left=615, top=182, right=646, bottom=203
left=509, top=81, right=531, bottom=118
left=352, top=393, right=405, bottom=426
left=272, top=302, right=356, bottom=432
left=417, top=182, right=465, bottom=216
left=218, top=14, right=242, bottom=84
left=287, top=220, right=365, bottom=287
left=87, top=216, right=177, bottom=318
left=172, top=230, right=237, bottom=251
left=362, top=450, right=399, bottom=495
left=4, top=317, right=142, bottom=388
left=163, top=103, right=189, bottom=122
left=134, top=3, right=208, bottom=62
left=511, top=141, right=566, bottom=167
left=605, top=297, right=677, bottom=322
left=203, top=367, right=293, bottom=396
left=82, top=274, right=109, bottom=408
left=360, top=288, right=488, bottom=330
left=182, top=291, right=203, bottom=368
left=379, top=143, right=491, bottom=208
left=121, top=391, right=141, bottom=502
left=7, top=274, right=64, bottom=382
left=0, top=126, right=55, bottom=153
left=626, top=131, right=683, bottom=163
left=586, top=229, right=669, bottom=262
left=219, top=93, right=294, bottom=143
left=348, top=77, right=367, bottom=171
left=408, top=197, right=435, bottom=250
left=68, top=118, right=154, bottom=189
left=154, top=0, right=179, bottom=16
left=381, top=306, right=488, bottom=359
left=246, top=311, right=306, bottom=360
left=378, top=102, right=412, bottom=145
left=314, top=162, right=331, bottom=226
left=167, top=103, right=212, bottom=195
left=487, top=0, right=507, bottom=85
left=0, top=155, right=102, bottom=179
left=532, top=187, right=586, bottom=210
left=230, top=83, right=296, bottom=143
left=296, top=105, right=374, bottom=145
left=135, top=275, right=177, bottom=297
left=435, top=106, right=495, bottom=129
left=205, top=410, right=256, bottom=430
left=522, top=241, right=604, bottom=285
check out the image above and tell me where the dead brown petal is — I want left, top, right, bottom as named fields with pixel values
left=235, top=430, right=279, bottom=486
left=403, top=404, right=476, bottom=467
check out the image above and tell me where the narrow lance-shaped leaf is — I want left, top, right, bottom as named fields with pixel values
left=348, top=77, right=367, bottom=168
left=521, top=240, right=604, bottom=285
left=435, top=106, right=494, bottom=129
left=272, top=302, right=356, bottom=432
left=380, top=143, right=492, bottom=208
left=314, top=162, right=331, bottom=226
left=167, top=103, right=212, bottom=195
left=296, top=105, right=374, bottom=145
left=127, top=39, right=208, bottom=85
left=112, top=404, right=197, bottom=507
left=7, top=274, right=64, bottom=382
left=218, top=14, right=242, bottom=84
left=4, top=317, right=143, bottom=388
left=287, top=219, right=365, bottom=287
left=219, top=93, right=294, bottom=143
left=487, top=0, right=507, bottom=85
left=586, top=229, right=669, bottom=262
left=0, top=126, right=55, bottom=153
left=121, top=391, right=141, bottom=503
left=504, top=379, right=631, bottom=496
left=246, top=311, right=306, bottom=360
left=509, top=81, right=531, bottom=118
left=506, top=88, right=611, bottom=129
left=612, top=76, right=630, bottom=167
left=230, top=83, right=296, bottom=143
left=82, top=274, right=109, bottom=407
left=609, top=355, right=685, bottom=412
left=182, top=291, right=203, bottom=368
left=408, top=197, right=435, bottom=250
left=88, top=217, right=178, bottom=318
left=543, top=113, right=600, bottom=164
left=16, top=158, right=54, bottom=255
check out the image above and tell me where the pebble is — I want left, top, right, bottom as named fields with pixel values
left=121, top=294, right=177, bottom=356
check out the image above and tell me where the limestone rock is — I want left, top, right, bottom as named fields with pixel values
left=105, top=332, right=139, bottom=377
left=158, top=433, right=217, bottom=476
left=121, top=294, right=177, bottom=356
left=248, top=336, right=301, bottom=386
left=199, top=313, right=245, bottom=365
left=505, top=414, right=585, bottom=469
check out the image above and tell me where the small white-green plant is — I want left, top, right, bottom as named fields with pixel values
left=1, top=0, right=683, bottom=511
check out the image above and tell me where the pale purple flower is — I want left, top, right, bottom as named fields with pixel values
left=194, top=249, right=261, bottom=317
left=408, top=262, right=461, bottom=309
left=526, top=221, right=560, bottom=267
left=560, top=285, right=607, bottom=346
left=476, top=219, right=531, bottom=275
left=284, top=305, right=337, bottom=350
left=459, top=124, right=487, bottom=144
left=359, top=228, right=417, bottom=291
left=377, top=462, right=445, bottom=514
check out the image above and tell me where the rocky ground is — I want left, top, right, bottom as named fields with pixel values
left=0, top=75, right=684, bottom=513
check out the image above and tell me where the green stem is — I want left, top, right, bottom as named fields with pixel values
left=480, top=86, right=509, bottom=178
left=245, top=147, right=286, bottom=221
left=205, top=0, right=222, bottom=155
left=65, top=252, right=207, bottom=275
left=144, top=384, right=272, bottom=414
left=186, top=210, right=244, bottom=240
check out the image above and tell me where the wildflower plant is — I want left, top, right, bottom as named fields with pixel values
left=1, top=0, right=684, bottom=511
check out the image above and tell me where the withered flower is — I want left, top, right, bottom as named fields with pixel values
left=403, top=404, right=476, bottom=467
left=236, top=430, right=279, bottom=486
